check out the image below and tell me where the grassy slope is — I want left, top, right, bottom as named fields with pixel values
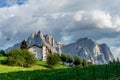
left=0, top=64, right=120, bottom=80
left=0, top=56, right=120, bottom=80
left=0, top=56, right=70, bottom=73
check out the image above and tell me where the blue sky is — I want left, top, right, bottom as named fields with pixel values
left=0, top=0, right=27, bottom=7
left=0, top=0, right=120, bottom=58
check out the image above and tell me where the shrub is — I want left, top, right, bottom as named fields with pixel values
left=0, top=50, right=6, bottom=56
left=74, top=56, right=81, bottom=66
left=66, top=54, right=73, bottom=65
left=82, top=59, right=88, bottom=67
left=60, top=53, right=66, bottom=64
left=7, top=49, right=36, bottom=67
left=46, top=53, right=61, bottom=68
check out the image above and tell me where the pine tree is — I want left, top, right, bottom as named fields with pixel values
left=20, top=40, right=27, bottom=49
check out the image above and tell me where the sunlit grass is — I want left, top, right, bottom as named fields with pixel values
left=0, top=57, right=70, bottom=73
left=0, top=56, right=120, bottom=80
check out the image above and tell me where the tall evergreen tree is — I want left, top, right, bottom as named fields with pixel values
left=20, top=40, right=27, bottom=49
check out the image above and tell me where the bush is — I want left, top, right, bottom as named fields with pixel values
left=0, top=56, right=7, bottom=64
left=0, top=50, right=6, bottom=56
left=82, top=59, right=88, bottom=67
left=74, top=56, right=81, bottom=66
left=60, top=53, right=66, bottom=64
left=46, top=53, right=61, bottom=68
left=7, top=49, right=36, bottom=67
left=66, top=54, right=73, bottom=65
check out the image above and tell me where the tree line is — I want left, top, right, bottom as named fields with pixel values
left=46, top=53, right=89, bottom=68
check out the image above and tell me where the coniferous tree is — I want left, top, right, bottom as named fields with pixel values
left=20, top=40, right=27, bottom=49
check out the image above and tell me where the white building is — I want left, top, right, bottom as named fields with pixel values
left=28, top=45, right=51, bottom=61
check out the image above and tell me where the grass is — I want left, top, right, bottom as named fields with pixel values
left=0, top=65, right=33, bottom=73
left=0, top=56, right=7, bottom=61
left=0, top=56, right=70, bottom=73
left=0, top=64, right=120, bottom=80
left=0, top=56, right=120, bottom=80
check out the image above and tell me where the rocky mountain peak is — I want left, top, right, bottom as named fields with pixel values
left=6, top=30, right=62, bottom=54
left=77, top=37, right=93, bottom=42
left=62, top=37, right=114, bottom=64
left=30, top=32, right=36, bottom=39
left=6, top=31, right=114, bottom=64
left=77, top=37, right=96, bottom=46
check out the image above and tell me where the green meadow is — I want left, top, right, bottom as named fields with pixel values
left=0, top=56, right=120, bottom=80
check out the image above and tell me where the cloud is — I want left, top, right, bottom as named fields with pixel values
left=0, top=0, right=120, bottom=59
left=90, top=10, right=113, bottom=28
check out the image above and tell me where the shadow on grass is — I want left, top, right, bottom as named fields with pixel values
left=0, top=69, right=66, bottom=80
left=0, top=64, right=120, bottom=80
left=36, top=61, right=51, bottom=69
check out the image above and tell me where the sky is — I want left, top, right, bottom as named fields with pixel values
left=0, top=0, right=120, bottom=58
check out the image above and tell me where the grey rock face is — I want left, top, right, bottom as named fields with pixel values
left=6, top=31, right=62, bottom=54
left=62, top=38, right=114, bottom=64
left=99, top=44, right=114, bottom=63
left=27, top=31, right=62, bottom=53
left=6, top=32, right=114, bottom=64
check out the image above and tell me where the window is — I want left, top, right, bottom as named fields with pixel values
left=33, top=49, right=37, bottom=52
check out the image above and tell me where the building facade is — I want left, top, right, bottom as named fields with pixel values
left=28, top=45, right=51, bottom=61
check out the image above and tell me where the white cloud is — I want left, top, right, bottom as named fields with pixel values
left=0, top=0, right=120, bottom=58
left=111, top=47, right=120, bottom=59
left=90, top=10, right=113, bottom=28
left=0, top=32, right=2, bottom=38
left=74, top=11, right=86, bottom=21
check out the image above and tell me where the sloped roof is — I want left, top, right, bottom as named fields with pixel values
left=28, top=44, right=42, bottom=49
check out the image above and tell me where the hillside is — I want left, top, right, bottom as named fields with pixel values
left=0, top=56, right=69, bottom=73
left=0, top=56, right=119, bottom=80
left=0, top=63, right=120, bottom=80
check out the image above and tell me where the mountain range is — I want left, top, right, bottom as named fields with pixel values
left=6, top=31, right=114, bottom=64
left=62, top=38, right=114, bottom=64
